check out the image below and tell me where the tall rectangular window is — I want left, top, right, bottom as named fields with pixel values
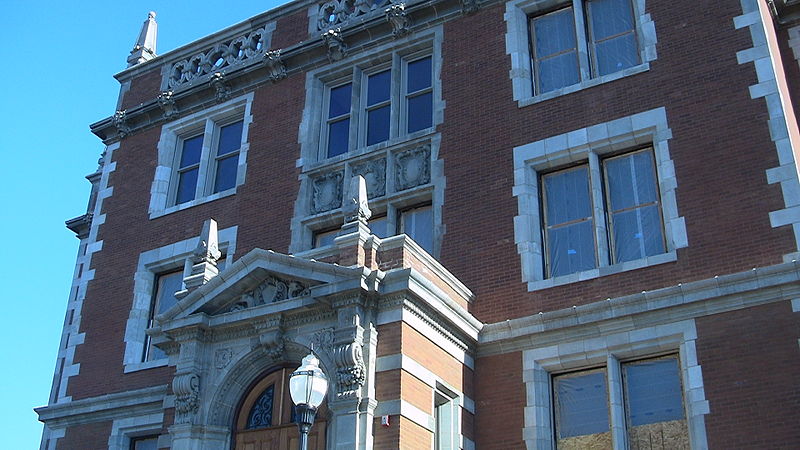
left=542, top=148, right=664, bottom=279
left=176, top=135, right=204, bottom=204
left=144, top=270, right=183, bottom=361
left=366, top=70, right=391, bottom=146
left=213, top=120, right=244, bottom=193
left=529, top=0, right=639, bottom=95
left=554, top=369, right=611, bottom=448
left=327, top=83, right=352, bottom=157
left=400, top=204, right=434, bottom=254
left=405, top=56, right=433, bottom=133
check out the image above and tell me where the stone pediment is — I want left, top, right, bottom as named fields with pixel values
left=157, top=248, right=364, bottom=323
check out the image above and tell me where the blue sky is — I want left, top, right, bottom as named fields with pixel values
left=1, top=1, right=286, bottom=447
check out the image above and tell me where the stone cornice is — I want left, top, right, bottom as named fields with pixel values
left=479, top=260, right=800, bottom=357
left=35, top=385, right=168, bottom=428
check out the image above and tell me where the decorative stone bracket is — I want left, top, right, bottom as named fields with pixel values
left=461, top=0, right=479, bottom=14
left=210, top=72, right=231, bottom=102
left=322, top=29, right=348, bottom=62
left=385, top=3, right=411, bottom=38
left=331, top=302, right=368, bottom=400
left=263, top=50, right=287, bottom=82
left=112, top=110, right=130, bottom=138
left=173, top=372, right=201, bottom=424
left=254, top=317, right=286, bottom=360
left=157, top=90, right=178, bottom=118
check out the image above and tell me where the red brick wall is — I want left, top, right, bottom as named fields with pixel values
left=439, top=1, right=795, bottom=323
left=271, top=9, right=310, bottom=50
left=120, top=69, right=162, bottom=110
left=473, top=352, right=525, bottom=449
left=697, top=301, right=800, bottom=448
left=60, top=421, right=111, bottom=450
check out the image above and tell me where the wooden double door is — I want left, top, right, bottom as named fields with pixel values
left=233, top=367, right=327, bottom=450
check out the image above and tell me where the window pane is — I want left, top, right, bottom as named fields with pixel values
left=314, top=228, right=338, bottom=248
left=218, top=120, right=243, bottom=156
left=623, top=358, right=684, bottom=426
left=213, top=154, right=238, bottom=193
left=588, top=0, right=635, bottom=41
left=606, top=151, right=658, bottom=212
left=611, top=205, right=665, bottom=262
left=594, top=33, right=638, bottom=76
left=407, top=92, right=433, bottom=133
left=370, top=216, right=389, bottom=238
left=401, top=205, right=433, bottom=254
left=367, top=70, right=391, bottom=106
left=179, top=135, right=203, bottom=168
left=328, top=118, right=350, bottom=157
left=246, top=384, right=275, bottom=429
left=367, top=105, right=391, bottom=145
left=132, top=437, right=159, bottom=450
left=548, top=220, right=597, bottom=277
left=155, top=271, right=183, bottom=315
left=533, top=8, right=577, bottom=57
left=537, top=51, right=581, bottom=93
left=544, top=167, right=592, bottom=226
left=407, top=57, right=432, bottom=93
left=329, top=83, right=352, bottom=118
left=554, top=370, right=610, bottom=440
left=176, top=167, right=199, bottom=204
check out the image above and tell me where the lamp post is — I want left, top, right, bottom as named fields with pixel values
left=289, top=353, right=329, bottom=450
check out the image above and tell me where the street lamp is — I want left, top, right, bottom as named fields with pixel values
left=289, top=353, right=329, bottom=450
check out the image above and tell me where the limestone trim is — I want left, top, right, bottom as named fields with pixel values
left=123, top=226, right=238, bottom=373
left=504, top=0, right=657, bottom=107
left=521, top=320, right=708, bottom=450
left=35, top=385, right=168, bottom=429
left=480, top=259, right=800, bottom=356
left=108, top=412, right=167, bottom=450
left=735, top=0, right=800, bottom=258
left=45, top=143, right=118, bottom=409
left=512, top=107, right=687, bottom=291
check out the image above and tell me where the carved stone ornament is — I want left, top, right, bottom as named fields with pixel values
left=461, top=0, right=479, bottom=14
left=215, top=348, right=233, bottom=369
left=254, top=318, right=286, bottom=360
left=351, top=158, right=386, bottom=198
left=210, top=72, right=231, bottom=101
left=262, top=49, right=287, bottom=82
left=173, top=372, right=201, bottom=424
left=321, top=28, right=348, bottom=62
left=233, top=275, right=311, bottom=312
left=395, top=144, right=431, bottom=191
left=157, top=90, right=178, bottom=118
left=333, top=341, right=366, bottom=400
left=168, top=24, right=272, bottom=89
left=312, top=170, right=344, bottom=213
left=312, top=328, right=335, bottom=355
left=316, top=0, right=391, bottom=32
left=112, top=110, right=130, bottom=138
left=385, top=3, right=411, bottom=38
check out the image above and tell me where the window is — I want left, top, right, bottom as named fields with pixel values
left=433, top=386, right=461, bottom=450
left=530, top=0, right=638, bottom=95
left=150, top=94, right=252, bottom=218
left=505, top=0, right=656, bottom=104
left=553, top=356, right=687, bottom=449
left=321, top=54, right=434, bottom=159
left=130, top=436, right=159, bottom=450
left=542, top=149, right=664, bottom=278
left=143, top=271, right=183, bottom=361
left=173, top=118, right=244, bottom=205
left=513, top=108, right=687, bottom=290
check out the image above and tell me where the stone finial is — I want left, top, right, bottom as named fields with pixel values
left=176, top=219, right=222, bottom=299
left=127, top=11, right=158, bottom=67
left=343, top=175, right=372, bottom=225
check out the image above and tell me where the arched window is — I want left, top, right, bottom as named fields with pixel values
left=233, top=366, right=328, bottom=449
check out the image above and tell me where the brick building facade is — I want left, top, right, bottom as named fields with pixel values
left=36, top=0, right=800, bottom=448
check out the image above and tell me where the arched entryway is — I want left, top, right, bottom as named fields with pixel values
left=232, top=365, right=328, bottom=450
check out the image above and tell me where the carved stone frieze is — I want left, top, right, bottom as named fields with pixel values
left=157, top=90, right=178, bottom=118
left=312, top=170, right=344, bottom=213
left=395, top=144, right=431, bottom=191
left=244, top=276, right=311, bottom=307
left=385, top=3, right=411, bottom=38
left=316, top=0, right=391, bottom=32
left=321, top=29, right=348, bottom=62
left=167, top=24, right=272, bottom=89
left=210, top=72, right=231, bottom=102
left=112, top=110, right=130, bottom=138
left=351, top=158, right=386, bottom=199
left=173, top=372, right=200, bottom=424
left=263, top=50, right=287, bottom=82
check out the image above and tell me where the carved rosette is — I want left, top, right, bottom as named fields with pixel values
left=332, top=341, right=366, bottom=400
left=210, top=72, right=231, bottom=101
left=112, top=110, right=130, bottom=138
left=351, top=158, right=386, bottom=198
left=321, top=29, right=348, bottom=62
left=263, top=50, right=287, bottom=82
left=312, top=170, right=344, bottom=213
left=167, top=25, right=271, bottom=89
left=173, top=373, right=201, bottom=424
left=385, top=3, right=411, bottom=38
left=395, top=145, right=431, bottom=191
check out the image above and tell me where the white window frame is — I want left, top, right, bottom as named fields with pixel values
left=522, top=320, right=709, bottom=450
left=512, top=107, right=687, bottom=290
left=122, top=226, right=237, bottom=372
left=107, top=413, right=165, bottom=450
left=149, top=93, right=253, bottom=218
left=504, top=0, right=657, bottom=106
